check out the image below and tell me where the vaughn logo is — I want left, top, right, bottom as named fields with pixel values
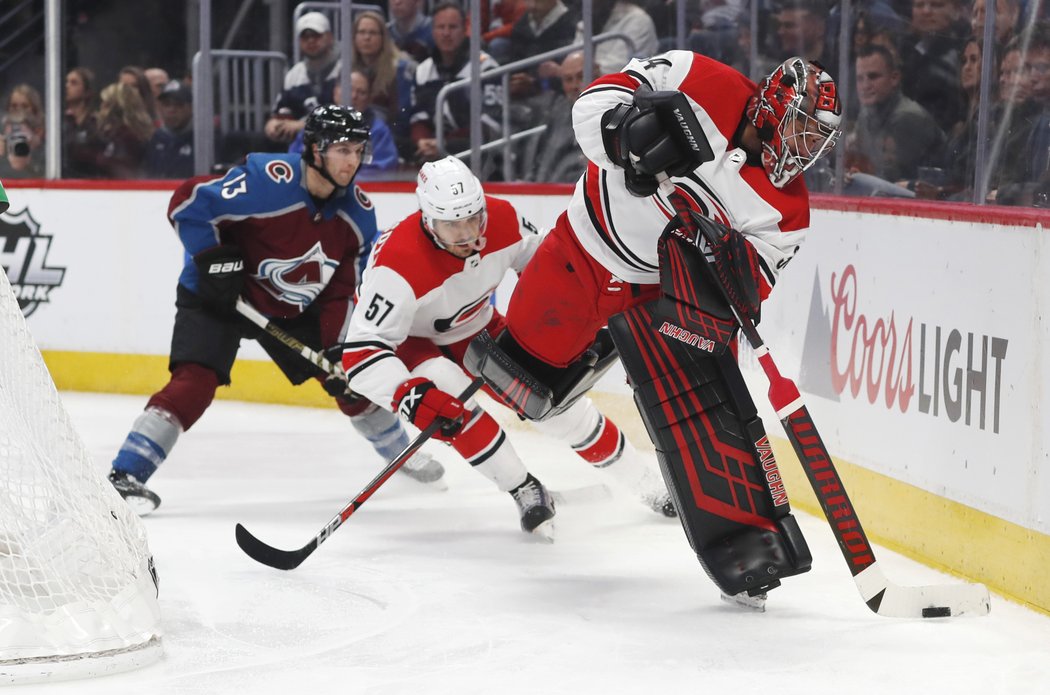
left=657, top=321, right=716, bottom=352
left=0, top=207, right=66, bottom=316
left=799, top=264, right=1008, bottom=434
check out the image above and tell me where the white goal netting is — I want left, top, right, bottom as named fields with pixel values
left=0, top=267, right=162, bottom=684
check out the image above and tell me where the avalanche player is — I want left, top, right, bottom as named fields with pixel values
left=108, top=105, right=442, bottom=515
left=467, top=54, right=842, bottom=606
left=341, top=156, right=674, bottom=540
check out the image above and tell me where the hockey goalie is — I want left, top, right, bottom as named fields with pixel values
left=466, top=51, right=842, bottom=608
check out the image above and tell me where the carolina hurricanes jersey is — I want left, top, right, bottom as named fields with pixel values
left=569, top=50, right=810, bottom=298
left=342, top=196, right=543, bottom=408
left=168, top=153, right=378, bottom=344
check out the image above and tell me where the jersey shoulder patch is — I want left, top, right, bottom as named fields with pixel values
left=354, top=184, right=373, bottom=210
left=263, top=159, right=296, bottom=184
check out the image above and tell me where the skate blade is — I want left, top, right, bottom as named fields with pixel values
left=550, top=484, right=612, bottom=505
left=125, top=495, right=159, bottom=517
left=527, top=519, right=556, bottom=543
left=720, top=591, right=767, bottom=612
left=427, top=478, right=450, bottom=492
left=398, top=469, right=449, bottom=490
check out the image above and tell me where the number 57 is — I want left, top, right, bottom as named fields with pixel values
left=364, top=294, right=394, bottom=325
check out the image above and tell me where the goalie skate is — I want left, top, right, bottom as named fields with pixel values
left=510, top=474, right=556, bottom=542
left=720, top=590, right=768, bottom=612
left=108, top=470, right=162, bottom=516
left=399, top=450, right=447, bottom=487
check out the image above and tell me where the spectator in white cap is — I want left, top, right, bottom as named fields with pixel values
left=266, top=11, right=340, bottom=144
left=145, top=80, right=194, bottom=179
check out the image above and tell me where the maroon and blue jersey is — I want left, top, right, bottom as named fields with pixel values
left=168, top=153, right=378, bottom=346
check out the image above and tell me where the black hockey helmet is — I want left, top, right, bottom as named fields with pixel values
left=302, top=104, right=372, bottom=168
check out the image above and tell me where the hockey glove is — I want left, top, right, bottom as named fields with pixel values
left=666, top=211, right=763, bottom=324
left=696, top=216, right=763, bottom=325
left=393, top=378, right=469, bottom=441
left=321, top=345, right=354, bottom=398
left=655, top=227, right=739, bottom=354
left=193, top=245, right=245, bottom=316
left=601, top=88, right=714, bottom=197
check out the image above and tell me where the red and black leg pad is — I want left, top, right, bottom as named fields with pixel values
left=608, top=301, right=812, bottom=597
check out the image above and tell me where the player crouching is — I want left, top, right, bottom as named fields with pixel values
left=340, top=157, right=675, bottom=540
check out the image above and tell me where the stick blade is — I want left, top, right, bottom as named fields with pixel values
left=875, top=582, right=991, bottom=619
left=235, top=523, right=314, bottom=571
left=855, top=563, right=991, bottom=618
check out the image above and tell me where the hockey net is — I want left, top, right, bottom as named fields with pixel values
left=0, top=268, right=162, bottom=684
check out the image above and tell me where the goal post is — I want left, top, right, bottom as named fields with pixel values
left=0, top=262, right=163, bottom=683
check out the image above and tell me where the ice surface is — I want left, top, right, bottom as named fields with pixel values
left=15, top=393, right=1050, bottom=694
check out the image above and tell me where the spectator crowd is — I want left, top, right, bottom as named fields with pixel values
left=5, top=0, right=1050, bottom=206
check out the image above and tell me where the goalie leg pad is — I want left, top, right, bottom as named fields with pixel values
left=608, top=301, right=811, bottom=596
left=464, top=328, right=618, bottom=422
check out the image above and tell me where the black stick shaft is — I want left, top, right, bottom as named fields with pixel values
left=236, top=379, right=484, bottom=570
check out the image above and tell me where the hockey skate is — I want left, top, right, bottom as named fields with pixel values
left=399, top=450, right=447, bottom=487
left=108, top=470, right=161, bottom=516
left=720, top=590, right=767, bottom=612
left=510, top=474, right=556, bottom=541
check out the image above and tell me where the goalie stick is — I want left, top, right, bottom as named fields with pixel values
left=657, top=175, right=990, bottom=618
left=236, top=378, right=485, bottom=570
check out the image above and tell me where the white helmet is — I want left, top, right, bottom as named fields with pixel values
left=416, top=156, right=487, bottom=251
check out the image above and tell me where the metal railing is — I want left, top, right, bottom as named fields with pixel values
left=435, top=33, right=636, bottom=181
left=193, top=50, right=287, bottom=172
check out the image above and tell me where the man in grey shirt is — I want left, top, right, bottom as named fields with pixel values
left=847, top=43, right=945, bottom=187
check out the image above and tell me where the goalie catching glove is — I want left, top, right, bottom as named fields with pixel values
left=601, top=87, right=714, bottom=197
left=393, top=377, right=469, bottom=441
left=690, top=213, right=763, bottom=325
left=193, top=245, right=245, bottom=316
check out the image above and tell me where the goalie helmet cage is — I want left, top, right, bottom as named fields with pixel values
left=0, top=269, right=162, bottom=684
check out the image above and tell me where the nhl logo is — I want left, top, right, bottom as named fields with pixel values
left=0, top=207, right=66, bottom=317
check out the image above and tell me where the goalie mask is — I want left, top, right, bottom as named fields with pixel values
left=302, top=104, right=372, bottom=186
left=416, top=156, right=487, bottom=254
left=748, top=57, right=842, bottom=188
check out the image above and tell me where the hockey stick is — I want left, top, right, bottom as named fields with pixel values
left=657, top=176, right=990, bottom=618
left=236, top=378, right=485, bottom=570
left=235, top=297, right=341, bottom=377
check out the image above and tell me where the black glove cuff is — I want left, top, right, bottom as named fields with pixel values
left=624, top=168, right=659, bottom=197
left=601, top=103, right=636, bottom=169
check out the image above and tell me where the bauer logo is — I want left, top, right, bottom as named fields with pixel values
left=0, top=207, right=66, bottom=317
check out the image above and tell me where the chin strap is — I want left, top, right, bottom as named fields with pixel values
left=308, top=154, right=343, bottom=191
left=305, top=147, right=356, bottom=194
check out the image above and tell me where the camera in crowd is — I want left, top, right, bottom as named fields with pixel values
left=6, top=131, right=31, bottom=158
